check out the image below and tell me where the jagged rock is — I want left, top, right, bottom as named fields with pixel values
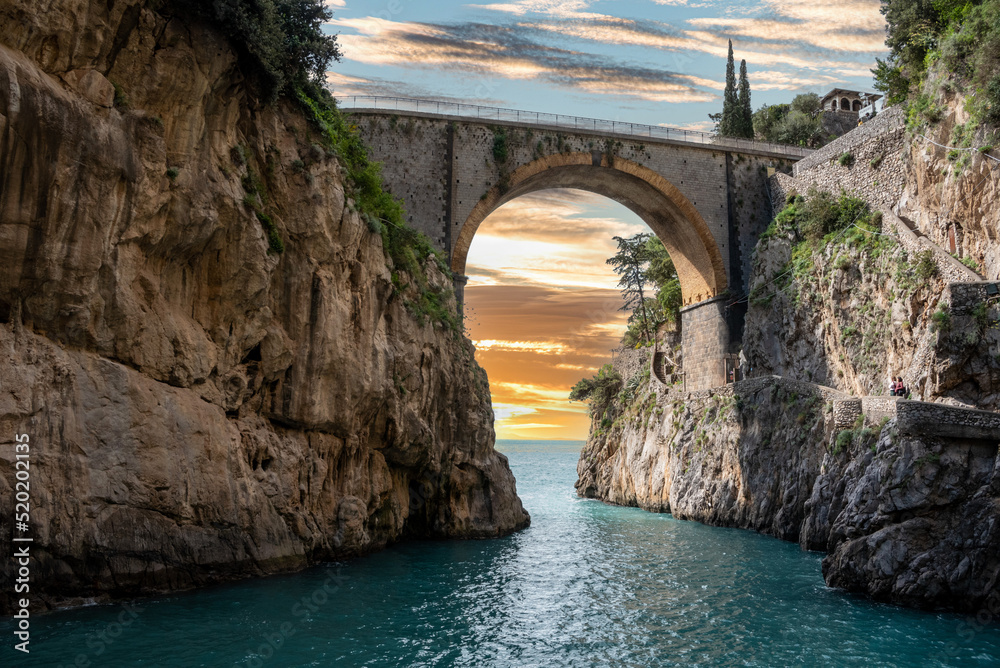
left=818, top=427, right=1000, bottom=610
left=0, top=0, right=527, bottom=613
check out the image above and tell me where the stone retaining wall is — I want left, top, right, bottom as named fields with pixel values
left=947, top=282, right=1000, bottom=315
left=768, top=172, right=798, bottom=217
left=792, top=106, right=907, bottom=216
left=679, top=374, right=847, bottom=403
left=896, top=400, right=1000, bottom=440
left=666, top=372, right=1000, bottom=442
left=888, top=213, right=980, bottom=282
left=832, top=394, right=1000, bottom=440
left=612, top=347, right=651, bottom=382
left=767, top=180, right=978, bottom=284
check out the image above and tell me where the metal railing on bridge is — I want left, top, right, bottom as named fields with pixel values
left=336, top=95, right=813, bottom=159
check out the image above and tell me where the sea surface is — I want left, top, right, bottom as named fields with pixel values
left=4, top=440, right=1000, bottom=667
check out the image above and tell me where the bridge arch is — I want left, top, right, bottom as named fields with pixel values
left=451, top=153, right=727, bottom=306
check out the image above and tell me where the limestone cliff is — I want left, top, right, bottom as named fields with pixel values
left=576, top=375, right=1000, bottom=612
left=577, top=99, right=1000, bottom=612
left=896, top=90, right=1000, bottom=279
left=0, top=0, right=528, bottom=613
left=743, top=202, right=1000, bottom=409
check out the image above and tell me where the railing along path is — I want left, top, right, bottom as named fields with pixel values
left=337, top=95, right=813, bottom=158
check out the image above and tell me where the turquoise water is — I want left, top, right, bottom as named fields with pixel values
left=4, top=440, right=1000, bottom=667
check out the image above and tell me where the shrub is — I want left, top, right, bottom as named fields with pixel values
left=958, top=254, right=981, bottom=271
left=111, top=81, right=128, bottom=109
left=165, top=0, right=342, bottom=101
left=492, top=127, right=509, bottom=164
left=914, top=250, right=938, bottom=280
left=837, top=152, right=854, bottom=167
left=255, top=210, right=284, bottom=253
left=166, top=167, right=179, bottom=180
left=931, top=303, right=952, bottom=332
left=834, top=429, right=853, bottom=453
left=570, top=365, right=624, bottom=416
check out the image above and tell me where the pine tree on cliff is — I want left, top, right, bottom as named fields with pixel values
left=737, top=59, right=753, bottom=138
left=608, top=234, right=654, bottom=345
left=718, top=40, right=739, bottom=136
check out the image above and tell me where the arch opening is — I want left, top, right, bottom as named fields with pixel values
left=452, top=153, right=727, bottom=306
left=463, top=190, right=660, bottom=439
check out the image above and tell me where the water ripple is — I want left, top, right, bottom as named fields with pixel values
left=3, top=445, right=1000, bottom=667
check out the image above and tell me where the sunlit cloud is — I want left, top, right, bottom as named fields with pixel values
left=325, top=70, right=505, bottom=104
left=745, top=69, right=841, bottom=91
left=474, top=339, right=570, bottom=354
left=463, top=190, right=645, bottom=440
left=470, top=0, right=603, bottom=18
left=332, top=18, right=721, bottom=103
left=668, top=120, right=716, bottom=132
left=492, top=403, right=538, bottom=420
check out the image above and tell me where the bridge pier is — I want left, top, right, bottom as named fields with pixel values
left=680, top=296, right=730, bottom=391
left=453, top=274, right=469, bottom=311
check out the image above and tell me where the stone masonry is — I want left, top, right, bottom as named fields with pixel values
left=679, top=297, right=733, bottom=390
left=792, top=105, right=908, bottom=215
left=834, top=395, right=1000, bottom=442
left=352, top=108, right=807, bottom=305
left=351, top=108, right=808, bottom=392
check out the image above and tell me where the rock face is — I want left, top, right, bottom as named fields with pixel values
left=577, top=375, right=1000, bottom=613
left=741, top=206, right=1000, bottom=409
left=896, top=90, right=1000, bottom=280
left=576, top=379, right=838, bottom=542
left=811, top=425, right=1000, bottom=611
left=577, top=99, right=1000, bottom=612
left=0, top=0, right=528, bottom=613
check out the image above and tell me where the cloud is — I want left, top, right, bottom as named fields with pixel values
left=464, top=188, right=652, bottom=290
left=744, top=69, right=841, bottom=91
left=469, top=0, right=603, bottom=18
left=473, top=339, right=570, bottom=354
left=667, top=120, right=717, bottom=132
left=492, top=403, right=538, bottom=420
left=325, top=71, right=505, bottom=105
left=463, top=191, right=640, bottom=441
left=332, top=18, right=720, bottom=103
left=555, top=363, right=596, bottom=371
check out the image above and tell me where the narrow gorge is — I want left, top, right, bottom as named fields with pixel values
left=0, top=0, right=528, bottom=614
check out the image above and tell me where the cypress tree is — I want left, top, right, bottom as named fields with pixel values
left=737, top=58, right=753, bottom=138
left=718, top=40, right=739, bottom=136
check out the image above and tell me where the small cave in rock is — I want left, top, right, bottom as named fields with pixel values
left=242, top=343, right=263, bottom=365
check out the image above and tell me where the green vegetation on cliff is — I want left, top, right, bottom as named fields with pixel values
left=164, top=1, right=456, bottom=328
left=751, top=189, right=948, bottom=386
left=167, top=0, right=341, bottom=101
left=876, top=0, right=1000, bottom=127
left=606, top=233, right=681, bottom=348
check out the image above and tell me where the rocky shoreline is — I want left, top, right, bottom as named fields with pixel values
left=577, top=375, right=1000, bottom=613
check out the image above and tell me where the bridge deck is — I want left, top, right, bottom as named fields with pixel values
left=339, top=95, right=813, bottom=161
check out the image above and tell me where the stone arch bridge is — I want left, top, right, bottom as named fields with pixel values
left=342, top=97, right=811, bottom=391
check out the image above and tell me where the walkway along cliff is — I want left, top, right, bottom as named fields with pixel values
left=0, top=0, right=528, bottom=614
left=577, top=106, right=1000, bottom=614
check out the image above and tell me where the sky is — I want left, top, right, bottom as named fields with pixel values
left=322, top=0, right=888, bottom=440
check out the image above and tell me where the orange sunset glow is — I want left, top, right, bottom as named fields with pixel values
left=465, top=189, right=650, bottom=441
